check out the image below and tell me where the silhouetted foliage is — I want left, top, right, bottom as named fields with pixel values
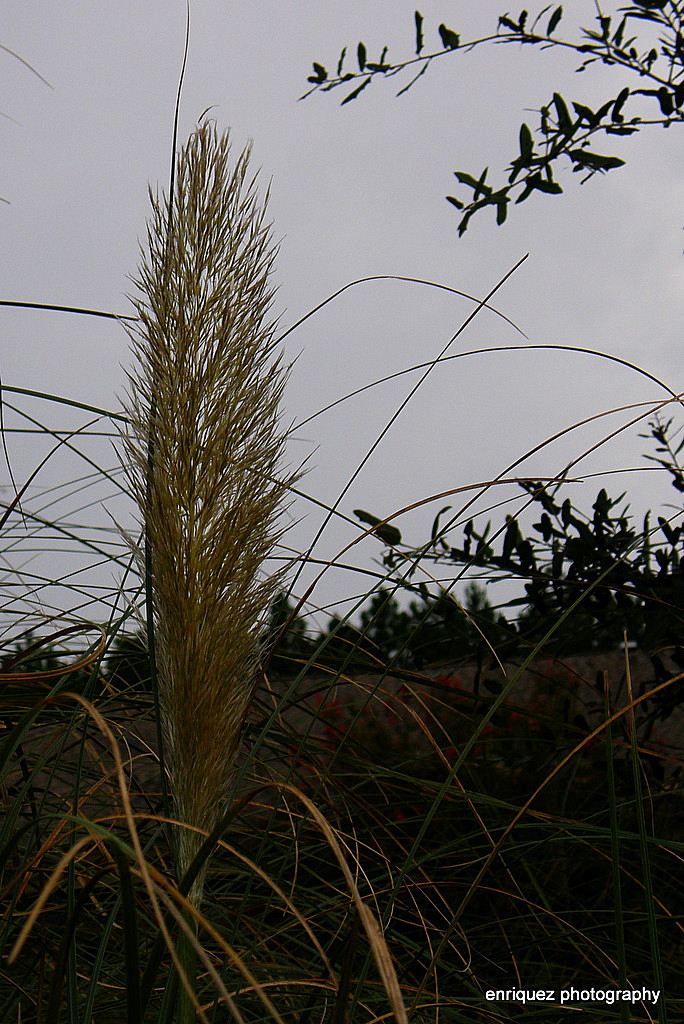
left=304, top=2, right=684, bottom=234
left=362, top=418, right=684, bottom=686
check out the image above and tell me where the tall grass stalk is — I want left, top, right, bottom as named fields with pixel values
left=121, top=119, right=295, bottom=914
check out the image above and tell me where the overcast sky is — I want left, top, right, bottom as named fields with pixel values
left=2, top=2, right=683, bottom=632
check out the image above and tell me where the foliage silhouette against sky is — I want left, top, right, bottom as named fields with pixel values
left=305, top=2, right=684, bottom=234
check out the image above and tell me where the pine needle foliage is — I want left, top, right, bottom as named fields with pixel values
left=122, top=120, right=295, bottom=906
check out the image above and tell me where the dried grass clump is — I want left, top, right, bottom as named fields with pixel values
left=122, top=120, right=295, bottom=905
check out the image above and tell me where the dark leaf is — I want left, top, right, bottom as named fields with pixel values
left=521, top=480, right=561, bottom=516
left=431, top=506, right=453, bottom=544
left=595, top=97, right=616, bottom=121
left=572, top=101, right=595, bottom=125
left=509, top=151, right=526, bottom=183
left=337, top=47, right=347, bottom=76
left=605, top=125, right=639, bottom=135
left=415, top=10, right=424, bottom=55
left=353, top=509, right=402, bottom=546
left=657, top=86, right=674, bottom=116
left=307, top=62, right=328, bottom=84
left=530, top=6, right=552, bottom=34
left=519, top=121, right=534, bottom=160
left=547, top=5, right=563, bottom=34
left=374, top=522, right=402, bottom=546
left=454, top=167, right=492, bottom=200
left=593, top=489, right=611, bottom=518
left=568, top=149, right=625, bottom=172
left=503, top=518, right=520, bottom=563
left=396, top=60, right=430, bottom=96
left=341, top=75, right=372, bottom=105
left=676, top=31, right=684, bottom=62
left=515, top=179, right=536, bottom=204
left=454, top=170, right=484, bottom=190
left=553, top=91, right=573, bottom=133
left=456, top=208, right=475, bottom=236
left=655, top=548, right=669, bottom=571
left=658, top=517, right=681, bottom=547
left=534, top=513, right=553, bottom=542
left=438, top=24, right=460, bottom=49
left=474, top=166, right=490, bottom=199
left=612, top=86, right=629, bottom=122
left=518, top=539, right=535, bottom=571
left=612, top=16, right=627, bottom=48
left=523, top=173, right=562, bottom=196
left=357, top=41, right=367, bottom=71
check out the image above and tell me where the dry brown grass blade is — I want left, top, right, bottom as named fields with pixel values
left=8, top=833, right=94, bottom=963
left=269, top=781, right=409, bottom=1024
left=0, top=623, right=106, bottom=681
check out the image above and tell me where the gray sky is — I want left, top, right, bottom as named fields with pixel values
left=2, top=2, right=683, bottom=632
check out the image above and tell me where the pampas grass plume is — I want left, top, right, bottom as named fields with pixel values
left=123, top=120, right=295, bottom=907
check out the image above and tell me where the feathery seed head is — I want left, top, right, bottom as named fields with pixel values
left=122, top=121, right=296, bottom=905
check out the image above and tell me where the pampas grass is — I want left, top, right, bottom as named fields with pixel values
left=122, top=119, right=296, bottom=909
left=2, top=114, right=681, bottom=1024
